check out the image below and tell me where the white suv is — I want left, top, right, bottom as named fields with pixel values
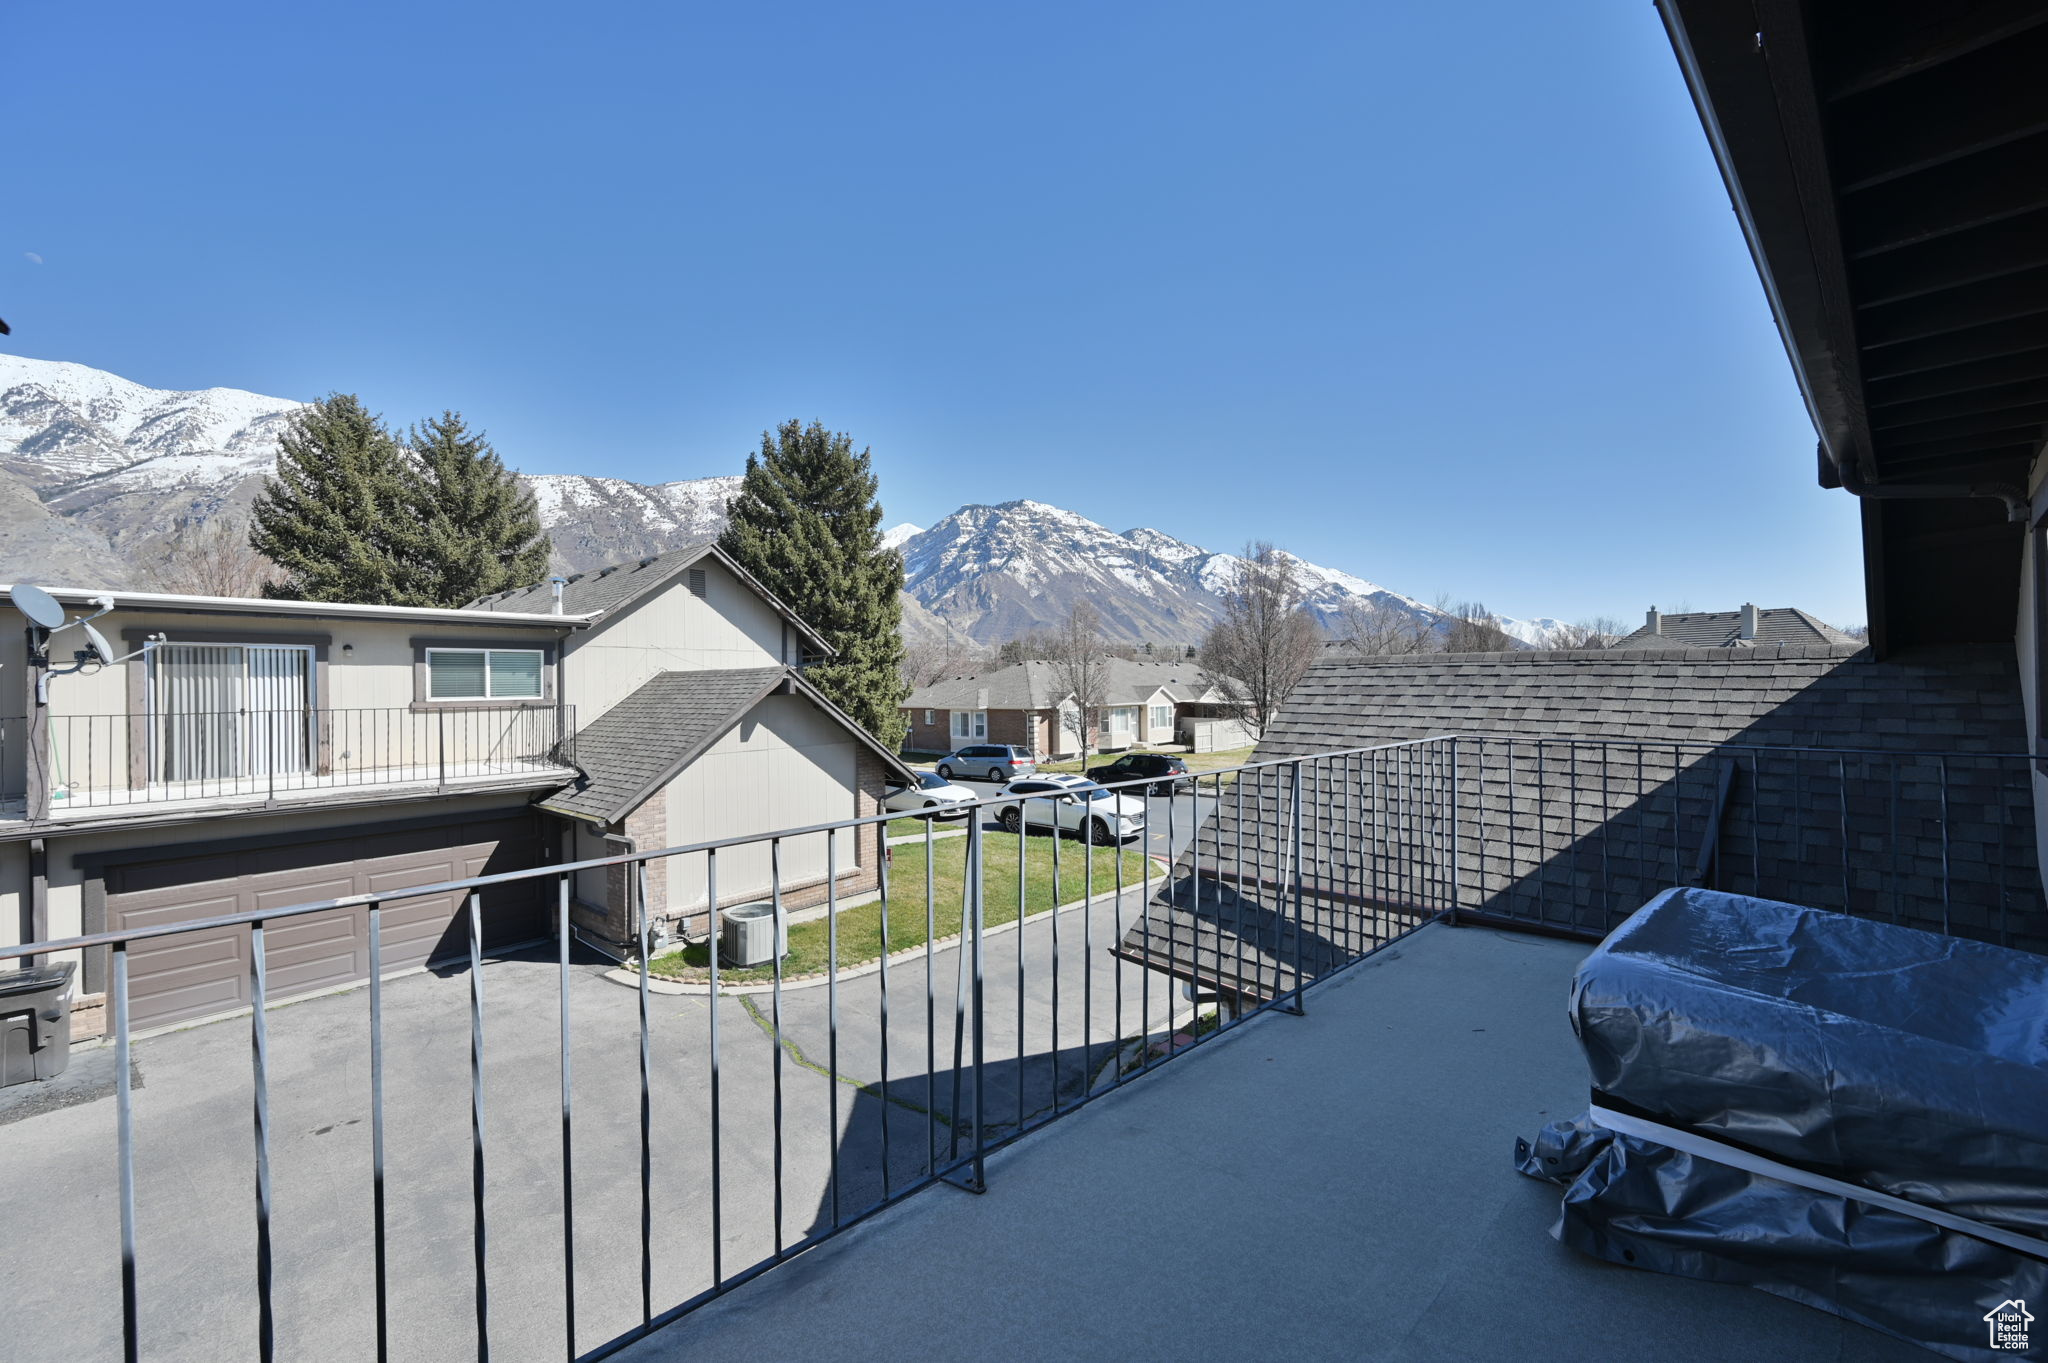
left=996, top=774, right=1146, bottom=844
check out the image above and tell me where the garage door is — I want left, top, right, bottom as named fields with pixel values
left=105, top=812, right=551, bottom=1030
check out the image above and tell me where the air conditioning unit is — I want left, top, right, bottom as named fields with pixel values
left=719, top=900, right=788, bottom=967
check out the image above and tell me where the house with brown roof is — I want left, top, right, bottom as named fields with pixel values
left=901, top=657, right=1232, bottom=757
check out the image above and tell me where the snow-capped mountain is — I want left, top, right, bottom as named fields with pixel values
left=0, top=357, right=1566, bottom=646
left=897, top=499, right=1480, bottom=646
left=0, top=355, right=744, bottom=584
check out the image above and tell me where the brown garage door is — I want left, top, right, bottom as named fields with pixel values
left=105, top=812, right=551, bottom=1030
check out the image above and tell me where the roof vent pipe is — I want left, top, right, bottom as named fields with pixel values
left=550, top=576, right=567, bottom=615
left=1739, top=603, right=1759, bottom=640
left=1646, top=607, right=1661, bottom=635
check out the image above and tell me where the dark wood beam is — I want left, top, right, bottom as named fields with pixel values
left=1874, top=407, right=2048, bottom=447
left=1829, top=25, right=2048, bottom=190
left=1875, top=440, right=2039, bottom=476
left=1870, top=378, right=2048, bottom=429
left=1860, top=313, right=2048, bottom=380
left=1865, top=348, right=2048, bottom=406
left=1857, top=265, right=2048, bottom=349
left=1850, top=210, right=2048, bottom=306
left=1841, top=133, right=2048, bottom=257
left=1824, top=1, right=2048, bottom=100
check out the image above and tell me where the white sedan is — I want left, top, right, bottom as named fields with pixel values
left=996, top=774, right=1146, bottom=844
left=884, top=770, right=977, bottom=819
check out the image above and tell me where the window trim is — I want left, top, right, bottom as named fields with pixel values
left=409, top=635, right=557, bottom=711
left=950, top=709, right=988, bottom=742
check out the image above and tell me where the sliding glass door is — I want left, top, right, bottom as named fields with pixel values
left=150, top=643, right=314, bottom=783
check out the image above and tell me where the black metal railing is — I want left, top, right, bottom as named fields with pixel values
left=23, top=705, right=573, bottom=815
left=0, top=734, right=2039, bottom=1361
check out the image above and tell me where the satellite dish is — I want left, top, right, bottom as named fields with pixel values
left=80, top=622, right=113, bottom=665
left=10, top=584, right=65, bottom=630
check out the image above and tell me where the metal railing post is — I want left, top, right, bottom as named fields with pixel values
left=944, top=811, right=989, bottom=1193
left=1288, top=759, right=1306, bottom=1016
left=1447, top=737, right=1461, bottom=922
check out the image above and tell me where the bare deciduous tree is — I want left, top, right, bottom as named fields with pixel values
left=1437, top=598, right=1515, bottom=653
left=1045, top=602, right=1110, bottom=763
left=1199, top=542, right=1322, bottom=741
left=901, top=629, right=980, bottom=690
left=1543, top=616, right=1626, bottom=650
left=993, top=630, right=1057, bottom=668
left=144, top=515, right=277, bottom=598
left=1332, top=595, right=1435, bottom=655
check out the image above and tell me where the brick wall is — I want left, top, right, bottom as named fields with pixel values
left=903, top=707, right=953, bottom=753
left=572, top=790, right=668, bottom=953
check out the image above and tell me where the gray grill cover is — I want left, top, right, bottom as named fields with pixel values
left=1522, top=887, right=2048, bottom=1360
left=1571, top=886, right=2048, bottom=1236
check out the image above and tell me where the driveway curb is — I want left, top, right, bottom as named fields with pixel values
left=604, top=856, right=1171, bottom=997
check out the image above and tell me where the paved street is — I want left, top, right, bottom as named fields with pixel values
left=941, top=777, right=1218, bottom=860
left=0, top=882, right=1180, bottom=1363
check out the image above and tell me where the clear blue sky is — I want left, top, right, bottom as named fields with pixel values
left=2, top=0, right=1861, bottom=628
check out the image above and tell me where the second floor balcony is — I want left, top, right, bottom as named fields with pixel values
left=1, top=733, right=2037, bottom=1361
left=0, top=704, right=577, bottom=827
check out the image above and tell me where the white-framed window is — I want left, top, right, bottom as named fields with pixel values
left=924, top=709, right=935, bottom=725
left=1106, top=706, right=1138, bottom=733
left=950, top=710, right=988, bottom=742
left=427, top=648, right=545, bottom=700
left=1150, top=704, right=1174, bottom=734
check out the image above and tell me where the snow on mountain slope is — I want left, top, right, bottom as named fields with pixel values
left=0, top=358, right=1569, bottom=641
left=896, top=500, right=1491, bottom=647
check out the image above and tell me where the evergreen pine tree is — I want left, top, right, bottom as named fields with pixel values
left=411, top=411, right=551, bottom=604
left=719, top=419, right=908, bottom=748
left=250, top=394, right=435, bottom=604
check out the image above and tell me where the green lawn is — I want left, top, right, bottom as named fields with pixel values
left=885, top=816, right=969, bottom=839
left=647, top=831, right=1155, bottom=984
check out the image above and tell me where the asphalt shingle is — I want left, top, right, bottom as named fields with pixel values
left=541, top=667, right=787, bottom=823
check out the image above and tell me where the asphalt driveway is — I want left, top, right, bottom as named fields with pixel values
left=0, top=881, right=1178, bottom=1363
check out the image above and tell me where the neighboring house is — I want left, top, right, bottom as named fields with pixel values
left=1611, top=604, right=1855, bottom=650
left=901, top=658, right=1230, bottom=757
left=2, top=538, right=911, bottom=1035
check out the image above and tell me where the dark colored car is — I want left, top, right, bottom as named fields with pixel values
left=936, top=744, right=1039, bottom=783
left=1085, top=752, right=1190, bottom=797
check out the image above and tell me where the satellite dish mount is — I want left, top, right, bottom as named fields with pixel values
left=11, top=586, right=159, bottom=704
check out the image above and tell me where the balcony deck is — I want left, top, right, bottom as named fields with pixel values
left=0, top=758, right=577, bottom=828
left=616, top=923, right=1927, bottom=1363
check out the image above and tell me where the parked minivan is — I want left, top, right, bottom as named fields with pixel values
left=935, top=744, right=1039, bottom=783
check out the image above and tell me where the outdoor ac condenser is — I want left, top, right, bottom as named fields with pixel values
left=719, top=901, right=788, bottom=968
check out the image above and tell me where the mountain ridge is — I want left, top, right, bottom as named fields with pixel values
left=0, top=354, right=1565, bottom=646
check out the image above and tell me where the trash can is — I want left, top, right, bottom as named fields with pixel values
left=718, top=901, right=789, bottom=968
left=1, top=961, right=76, bottom=1088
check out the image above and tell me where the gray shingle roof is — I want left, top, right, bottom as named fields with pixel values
left=1611, top=607, right=1855, bottom=649
left=467, top=541, right=833, bottom=653
left=541, top=667, right=788, bottom=822
left=541, top=666, right=917, bottom=825
left=1115, top=643, right=2043, bottom=994
left=471, top=540, right=721, bottom=616
left=904, top=657, right=1218, bottom=711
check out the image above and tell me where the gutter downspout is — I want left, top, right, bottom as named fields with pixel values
left=1828, top=442, right=2027, bottom=523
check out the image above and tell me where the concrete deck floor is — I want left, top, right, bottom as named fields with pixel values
left=617, top=923, right=1930, bottom=1363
